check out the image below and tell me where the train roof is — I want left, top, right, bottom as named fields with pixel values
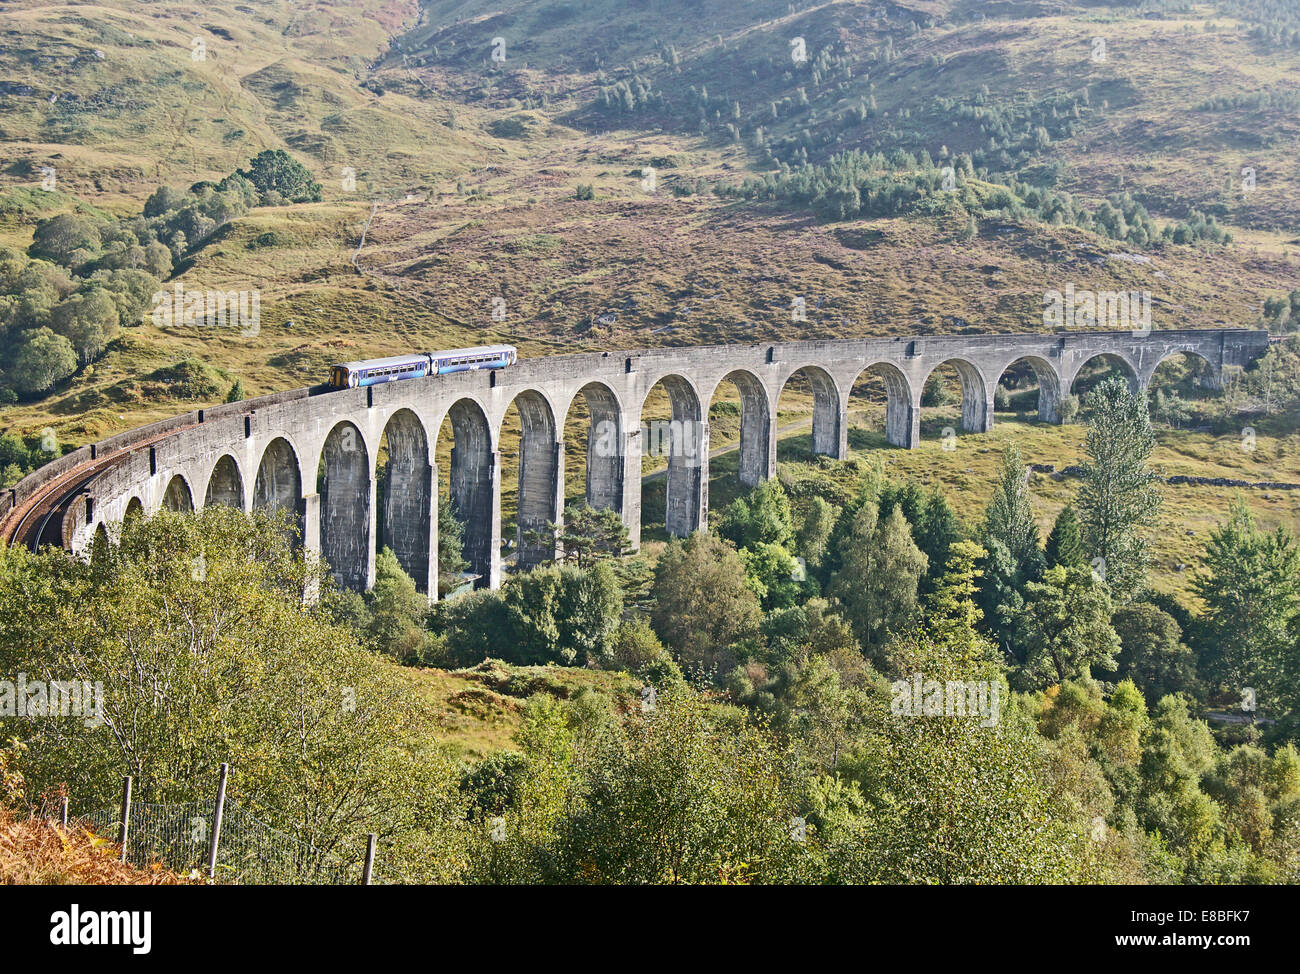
left=429, top=344, right=517, bottom=358
left=332, top=345, right=516, bottom=370
left=331, top=353, right=431, bottom=371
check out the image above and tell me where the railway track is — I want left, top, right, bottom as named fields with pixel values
left=1, top=424, right=197, bottom=551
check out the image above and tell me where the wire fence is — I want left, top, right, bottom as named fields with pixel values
left=72, top=772, right=371, bottom=885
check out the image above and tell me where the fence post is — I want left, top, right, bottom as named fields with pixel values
left=206, top=763, right=229, bottom=880
left=361, top=833, right=377, bottom=886
left=59, top=796, right=68, bottom=829
left=117, top=776, right=132, bottom=863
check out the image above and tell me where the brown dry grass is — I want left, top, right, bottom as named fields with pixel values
left=0, top=805, right=191, bottom=885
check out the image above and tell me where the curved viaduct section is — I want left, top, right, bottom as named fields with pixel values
left=1, top=328, right=1268, bottom=596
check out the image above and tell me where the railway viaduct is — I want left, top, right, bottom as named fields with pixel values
left=0, top=328, right=1269, bottom=596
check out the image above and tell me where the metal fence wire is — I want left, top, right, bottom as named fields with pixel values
left=76, top=798, right=365, bottom=885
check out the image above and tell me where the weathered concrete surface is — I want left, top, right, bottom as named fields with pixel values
left=16, top=328, right=1265, bottom=596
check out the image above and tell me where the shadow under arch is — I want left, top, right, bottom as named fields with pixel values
left=504, top=389, right=561, bottom=570
left=377, top=408, right=433, bottom=594
left=253, top=436, right=304, bottom=545
left=564, top=380, right=624, bottom=515
left=161, top=474, right=193, bottom=512
left=318, top=421, right=371, bottom=592
left=204, top=454, right=245, bottom=509
left=438, top=398, right=495, bottom=589
left=1070, top=352, right=1141, bottom=400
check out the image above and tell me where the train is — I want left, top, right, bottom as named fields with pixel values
left=328, top=345, right=517, bottom=389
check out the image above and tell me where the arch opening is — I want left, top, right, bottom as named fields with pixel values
left=436, top=398, right=495, bottom=589
left=124, top=496, right=144, bottom=522
left=1147, top=351, right=1220, bottom=429
left=204, top=454, right=245, bottom=509
left=564, top=381, right=624, bottom=514
left=774, top=365, right=842, bottom=463
left=253, top=437, right=303, bottom=544
left=501, top=390, right=560, bottom=571
left=317, top=422, right=371, bottom=592
left=849, top=361, right=913, bottom=448
left=921, top=359, right=990, bottom=438
left=377, top=409, right=433, bottom=594
left=161, top=474, right=193, bottom=512
left=995, top=355, right=1062, bottom=424
left=640, top=374, right=704, bottom=538
left=708, top=370, right=772, bottom=489
left=1070, top=353, right=1140, bottom=402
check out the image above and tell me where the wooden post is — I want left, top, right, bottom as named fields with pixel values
left=361, top=833, right=377, bottom=885
left=206, top=763, right=229, bottom=880
left=117, top=776, right=132, bottom=863
left=59, top=796, right=68, bottom=829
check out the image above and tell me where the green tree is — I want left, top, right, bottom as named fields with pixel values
left=923, top=539, right=988, bottom=662
left=547, top=503, right=630, bottom=568
left=50, top=288, right=119, bottom=365
left=1191, top=497, right=1300, bottom=711
left=1017, top=564, right=1120, bottom=685
left=718, top=477, right=794, bottom=549
left=983, top=442, right=1041, bottom=574
left=235, top=149, right=323, bottom=204
left=1077, top=376, right=1162, bottom=600
left=794, top=495, right=838, bottom=571
left=28, top=213, right=102, bottom=268
left=1045, top=504, right=1086, bottom=568
left=10, top=328, right=77, bottom=395
left=367, top=547, right=437, bottom=664
left=650, top=532, right=762, bottom=677
left=437, top=496, right=470, bottom=597
left=1111, top=602, right=1197, bottom=703
left=830, top=503, right=927, bottom=657
left=0, top=507, right=465, bottom=878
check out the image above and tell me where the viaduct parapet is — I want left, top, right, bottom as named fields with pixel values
left=1, top=328, right=1268, bottom=596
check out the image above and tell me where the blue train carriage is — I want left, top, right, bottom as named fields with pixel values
left=429, top=344, right=517, bottom=375
left=329, top=353, right=431, bottom=389
left=329, top=345, right=517, bottom=388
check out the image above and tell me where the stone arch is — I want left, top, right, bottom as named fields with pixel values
left=779, top=365, right=842, bottom=458
left=204, top=454, right=245, bottom=509
left=923, top=358, right=992, bottom=433
left=995, top=355, right=1063, bottom=423
left=253, top=437, right=303, bottom=542
left=1145, top=348, right=1221, bottom=392
left=377, top=409, right=433, bottom=595
left=641, top=374, right=704, bottom=537
left=318, top=421, right=372, bottom=592
left=124, top=496, right=144, bottom=521
left=161, top=474, right=193, bottom=512
left=503, top=389, right=561, bottom=570
left=850, top=361, right=914, bottom=447
left=438, top=398, right=495, bottom=589
left=565, top=381, right=624, bottom=514
left=707, top=369, right=773, bottom=488
left=1068, top=352, right=1140, bottom=400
